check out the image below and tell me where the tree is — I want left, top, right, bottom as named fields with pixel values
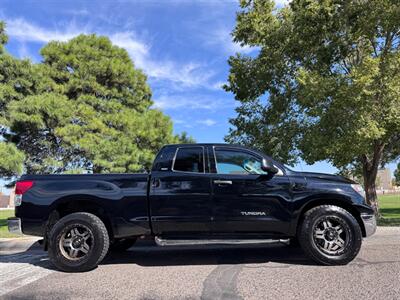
left=394, top=163, right=400, bottom=186
left=0, top=142, right=25, bottom=177
left=0, top=21, right=7, bottom=54
left=0, top=21, right=27, bottom=177
left=2, top=32, right=178, bottom=174
left=225, top=0, right=400, bottom=211
left=175, top=131, right=196, bottom=144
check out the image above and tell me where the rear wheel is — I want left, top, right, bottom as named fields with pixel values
left=48, top=212, right=109, bottom=272
left=298, top=205, right=362, bottom=265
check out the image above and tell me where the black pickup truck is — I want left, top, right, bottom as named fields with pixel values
left=8, top=143, right=376, bottom=272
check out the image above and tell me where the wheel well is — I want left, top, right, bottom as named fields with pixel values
left=297, top=199, right=366, bottom=237
left=50, top=200, right=114, bottom=239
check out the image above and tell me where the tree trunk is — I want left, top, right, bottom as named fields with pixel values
left=362, top=169, right=379, bottom=214
left=360, top=142, right=385, bottom=215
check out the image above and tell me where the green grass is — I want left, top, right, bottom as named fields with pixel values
left=0, top=209, right=21, bottom=238
left=377, top=194, right=400, bottom=226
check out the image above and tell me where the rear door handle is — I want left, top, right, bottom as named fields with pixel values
left=214, top=180, right=232, bottom=185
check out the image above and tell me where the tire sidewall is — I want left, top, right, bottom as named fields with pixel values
left=48, top=213, right=109, bottom=272
left=300, top=206, right=362, bottom=265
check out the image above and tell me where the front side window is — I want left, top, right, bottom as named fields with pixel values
left=215, top=149, right=267, bottom=175
left=152, top=147, right=176, bottom=171
left=173, top=147, right=204, bottom=173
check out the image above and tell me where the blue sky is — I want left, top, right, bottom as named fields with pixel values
left=0, top=0, right=397, bottom=187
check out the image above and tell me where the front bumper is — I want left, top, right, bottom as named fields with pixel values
left=8, top=217, right=22, bottom=235
left=361, top=213, right=377, bottom=237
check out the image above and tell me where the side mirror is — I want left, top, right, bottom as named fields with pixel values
left=261, top=158, right=279, bottom=175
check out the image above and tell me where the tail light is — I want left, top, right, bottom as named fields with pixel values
left=14, top=181, right=34, bottom=206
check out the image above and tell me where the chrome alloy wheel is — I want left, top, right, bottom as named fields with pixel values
left=59, top=225, right=93, bottom=261
left=312, top=216, right=349, bottom=256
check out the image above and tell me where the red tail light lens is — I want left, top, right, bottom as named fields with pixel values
left=15, top=181, right=34, bottom=195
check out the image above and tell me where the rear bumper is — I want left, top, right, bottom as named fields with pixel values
left=8, top=217, right=22, bottom=235
left=361, top=213, right=377, bottom=237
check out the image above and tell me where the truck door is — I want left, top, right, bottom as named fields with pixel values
left=149, top=146, right=212, bottom=236
left=209, top=146, right=292, bottom=236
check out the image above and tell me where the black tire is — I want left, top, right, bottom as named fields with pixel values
left=298, top=205, right=362, bottom=265
left=110, top=238, right=137, bottom=252
left=48, top=212, right=110, bottom=272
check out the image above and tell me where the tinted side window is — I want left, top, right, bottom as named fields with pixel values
left=215, top=149, right=267, bottom=175
left=152, top=147, right=176, bottom=171
left=173, top=147, right=204, bottom=173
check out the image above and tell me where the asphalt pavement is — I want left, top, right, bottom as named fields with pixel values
left=0, top=227, right=399, bottom=300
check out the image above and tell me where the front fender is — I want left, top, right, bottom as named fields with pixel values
left=288, top=190, right=365, bottom=236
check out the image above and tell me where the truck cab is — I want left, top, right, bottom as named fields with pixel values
left=150, top=144, right=292, bottom=239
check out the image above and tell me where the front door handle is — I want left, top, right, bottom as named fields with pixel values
left=214, top=180, right=232, bottom=185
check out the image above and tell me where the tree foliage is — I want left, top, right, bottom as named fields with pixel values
left=1, top=26, right=187, bottom=176
left=225, top=0, right=400, bottom=207
left=0, top=142, right=25, bottom=176
left=0, top=21, right=27, bottom=177
left=0, top=21, right=7, bottom=54
left=175, top=131, right=196, bottom=144
left=394, top=163, right=400, bottom=186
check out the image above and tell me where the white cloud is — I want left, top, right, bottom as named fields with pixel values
left=153, top=94, right=233, bottom=111
left=111, top=32, right=215, bottom=87
left=211, top=81, right=227, bottom=90
left=65, top=9, right=90, bottom=16
left=5, top=18, right=215, bottom=89
left=173, top=119, right=186, bottom=124
left=207, top=27, right=256, bottom=55
left=275, top=0, right=290, bottom=7
left=171, top=117, right=217, bottom=129
left=198, top=0, right=290, bottom=55
left=5, top=18, right=87, bottom=43
left=153, top=95, right=217, bottom=110
left=197, top=119, right=216, bottom=126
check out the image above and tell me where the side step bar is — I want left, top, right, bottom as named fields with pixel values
left=155, top=237, right=290, bottom=246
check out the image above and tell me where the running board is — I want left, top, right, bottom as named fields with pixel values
left=154, top=237, right=290, bottom=246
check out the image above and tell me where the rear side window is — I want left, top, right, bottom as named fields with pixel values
left=173, top=147, right=204, bottom=173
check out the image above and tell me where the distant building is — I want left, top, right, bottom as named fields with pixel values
left=376, top=168, right=392, bottom=190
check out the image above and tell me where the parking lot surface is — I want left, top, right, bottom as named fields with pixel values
left=0, top=227, right=399, bottom=300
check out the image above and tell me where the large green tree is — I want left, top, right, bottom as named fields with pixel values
left=225, top=0, right=400, bottom=210
left=0, top=21, right=26, bottom=177
left=2, top=29, right=182, bottom=174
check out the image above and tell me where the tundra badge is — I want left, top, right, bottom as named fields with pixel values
left=241, top=211, right=267, bottom=216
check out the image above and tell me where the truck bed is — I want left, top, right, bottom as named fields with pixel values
left=16, top=173, right=151, bottom=238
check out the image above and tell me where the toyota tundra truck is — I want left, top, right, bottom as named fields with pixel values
left=8, top=143, right=376, bottom=272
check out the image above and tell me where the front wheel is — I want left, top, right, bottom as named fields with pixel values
left=48, top=212, right=110, bottom=272
left=298, top=205, right=362, bottom=265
